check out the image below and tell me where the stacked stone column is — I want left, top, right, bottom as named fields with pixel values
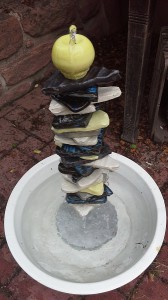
left=43, top=67, right=121, bottom=205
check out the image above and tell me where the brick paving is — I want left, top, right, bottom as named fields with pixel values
left=0, top=83, right=167, bottom=300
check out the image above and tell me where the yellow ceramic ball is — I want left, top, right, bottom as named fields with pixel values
left=51, top=25, right=95, bottom=80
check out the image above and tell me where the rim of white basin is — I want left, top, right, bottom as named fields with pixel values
left=4, top=153, right=166, bottom=295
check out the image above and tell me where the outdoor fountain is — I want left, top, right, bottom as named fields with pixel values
left=4, top=26, right=166, bottom=295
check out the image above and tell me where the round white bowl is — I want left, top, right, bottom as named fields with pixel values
left=4, top=153, right=166, bottom=295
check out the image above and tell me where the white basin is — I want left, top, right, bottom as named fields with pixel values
left=4, top=153, right=166, bottom=295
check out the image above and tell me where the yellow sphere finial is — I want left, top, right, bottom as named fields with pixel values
left=51, top=25, right=95, bottom=80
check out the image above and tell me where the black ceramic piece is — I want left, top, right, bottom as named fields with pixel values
left=52, top=86, right=97, bottom=112
left=52, top=113, right=92, bottom=129
left=96, top=143, right=111, bottom=159
left=52, top=94, right=91, bottom=113
left=58, top=162, right=79, bottom=176
left=42, top=66, right=121, bottom=96
left=61, top=143, right=111, bottom=167
left=66, top=184, right=113, bottom=204
left=94, top=103, right=103, bottom=111
left=58, top=162, right=95, bottom=178
left=66, top=194, right=107, bottom=204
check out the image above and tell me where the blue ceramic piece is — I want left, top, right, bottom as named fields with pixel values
left=56, top=144, right=98, bottom=157
left=61, top=85, right=98, bottom=101
left=58, top=162, right=95, bottom=182
left=73, top=165, right=95, bottom=177
left=56, top=146, right=93, bottom=157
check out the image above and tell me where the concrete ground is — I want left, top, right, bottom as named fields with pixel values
left=0, top=83, right=167, bottom=300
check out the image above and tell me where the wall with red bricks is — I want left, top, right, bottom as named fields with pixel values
left=0, top=0, right=128, bottom=107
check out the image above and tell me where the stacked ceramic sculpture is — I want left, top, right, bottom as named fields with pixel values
left=42, top=26, right=121, bottom=205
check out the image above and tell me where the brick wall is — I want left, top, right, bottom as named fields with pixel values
left=0, top=0, right=127, bottom=107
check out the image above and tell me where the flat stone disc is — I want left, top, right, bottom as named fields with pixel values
left=56, top=201, right=118, bottom=250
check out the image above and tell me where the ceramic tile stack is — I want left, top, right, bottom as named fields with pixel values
left=42, top=25, right=121, bottom=205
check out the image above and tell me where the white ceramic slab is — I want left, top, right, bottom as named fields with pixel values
left=4, top=153, right=166, bottom=295
left=61, top=169, right=103, bottom=192
left=93, top=86, right=121, bottom=103
left=86, top=155, right=119, bottom=171
left=55, top=129, right=100, bottom=138
left=54, top=134, right=98, bottom=146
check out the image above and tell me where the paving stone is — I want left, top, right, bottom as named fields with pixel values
left=161, top=183, right=168, bottom=209
left=19, top=108, right=54, bottom=143
left=0, top=118, right=27, bottom=158
left=0, top=149, right=35, bottom=196
left=0, top=104, right=14, bottom=118
left=0, top=244, right=18, bottom=285
left=34, top=141, right=55, bottom=162
left=0, top=193, right=6, bottom=212
left=9, top=271, right=79, bottom=300
left=118, top=275, right=143, bottom=297
left=0, top=292, right=11, bottom=300
left=132, top=275, right=168, bottom=299
left=15, top=86, right=50, bottom=113
left=5, top=107, right=30, bottom=126
left=17, top=136, right=44, bottom=159
left=154, top=245, right=168, bottom=281
left=0, top=80, right=3, bottom=96
left=152, top=168, right=168, bottom=189
left=0, top=211, right=5, bottom=238
left=0, top=80, right=33, bottom=107
left=0, top=148, right=35, bottom=182
left=0, top=175, right=13, bottom=205
left=86, top=290, right=125, bottom=300
left=163, top=209, right=168, bottom=243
